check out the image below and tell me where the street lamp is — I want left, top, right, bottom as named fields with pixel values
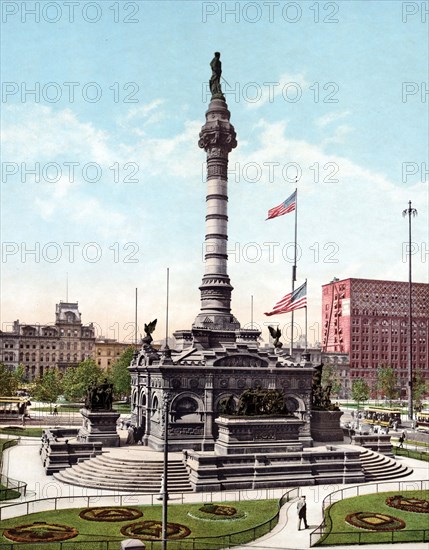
left=156, top=396, right=170, bottom=550
left=402, top=200, right=417, bottom=421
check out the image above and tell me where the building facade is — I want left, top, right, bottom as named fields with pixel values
left=95, top=338, right=131, bottom=370
left=322, top=277, right=429, bottom=394
left=0, top=302, right=96, bottom=380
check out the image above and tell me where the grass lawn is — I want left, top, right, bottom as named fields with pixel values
left=316, top=490, right=429, bottom=546
left=393, top=447, right=429, bottom=462
left=0, top=427, right=43, bottom=438
left=391, top=437, right=429, bottom=449
left=0, top=440, right=20, bottom=501
left=0, top=499, right=279, bottom=548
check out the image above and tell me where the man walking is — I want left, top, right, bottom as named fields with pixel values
left=297, top=495, right=309, bottom=530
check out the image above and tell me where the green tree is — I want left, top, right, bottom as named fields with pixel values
left=376, top=366, right=399, bottom=404
left=13, top=364, right=27, bottom=386
left=321, top=363, right=342, bottom=398
left=413, top=369, right=429, bottom=411
left=0, top=363, right=19, bottom=395
left=62, top=359, right=104, bottom=402
left=109, top=346, right=134, bottom=399
left=32, top=368, right=63, bottom=411
left=377, top=366, right=398, bottom=401
left=351, top=379, right=370, bottom=411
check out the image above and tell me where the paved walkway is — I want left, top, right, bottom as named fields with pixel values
left=1, top=436, right=428, bottom=550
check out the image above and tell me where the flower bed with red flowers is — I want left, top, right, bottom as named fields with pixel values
left=386, top=495, right=429, bottom=514
left=120, top=520, right=191, bottom=540
left=188, top=503, right=247, bottom=521
left=345, top=512, right=406, bottom=531
left=79, top=506, right=143, bottom=522
left=200, top=504, right=238, bottom=516
left=3, top=522, right=78, bottom=543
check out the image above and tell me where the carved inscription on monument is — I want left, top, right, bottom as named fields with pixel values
left=214, top=355, right=266, bottom=368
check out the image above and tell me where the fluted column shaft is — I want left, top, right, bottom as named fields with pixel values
left=193, top=99, right=238, bottom=328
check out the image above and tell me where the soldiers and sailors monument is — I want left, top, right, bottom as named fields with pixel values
left=127, top=54, right=362, bottom=491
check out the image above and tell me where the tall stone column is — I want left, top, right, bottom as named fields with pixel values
left=193, top=97, right=240, bottom=332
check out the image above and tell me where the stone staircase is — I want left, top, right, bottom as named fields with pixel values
left=53, top=447, right=413, bottom=493
left=360, top=449, right=413, bottom=481
left=53, top=453, right=193, bottom=493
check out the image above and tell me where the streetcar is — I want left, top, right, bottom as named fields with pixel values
left=363, top=406, right=402, bottom=428
left=415, top=411, right=429, bottom=432
left=0, top=397, right=31, bottom=418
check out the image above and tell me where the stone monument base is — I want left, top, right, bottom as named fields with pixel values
left=40, top=428, right=103, bottom=475
left=215, top=415, right=304, bottom=455
left=310, top=410, right=344, bottom=442
left=186, top=446, right=364, bottom=492
left=78, top=408, right=120, bottom=447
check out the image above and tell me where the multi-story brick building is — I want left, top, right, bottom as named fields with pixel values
left=0, top=302, right=96, bottom=380
left=322, top=277, right=429, bottom=394
left=95, top=338, right=131, bottom=370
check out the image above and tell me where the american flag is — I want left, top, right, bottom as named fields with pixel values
left=264, top=281, right=307, bottom=316
left=266, top=190, right=297, bottom=220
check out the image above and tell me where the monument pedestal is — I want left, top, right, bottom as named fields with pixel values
left=215, top=415, right=304, bottom=455
left=310, top=410, right=344, bottom=442
left=78, top=408, right=120, bottom=447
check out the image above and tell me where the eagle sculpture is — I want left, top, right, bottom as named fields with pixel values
left=142, top=319, right=157, bottom=346
left=268, top=325, right=283, bottom=348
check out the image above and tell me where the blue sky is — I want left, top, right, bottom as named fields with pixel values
left=1, top=0, right=428, bottom=345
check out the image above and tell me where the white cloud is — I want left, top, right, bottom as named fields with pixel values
left=2, top=105, right=427, bottom=341
left=315, top=111, right=351, bottom=127
left=244, top=72, right=309, bottom=110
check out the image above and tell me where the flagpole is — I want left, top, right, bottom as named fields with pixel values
left=164, top=267, right=170, bottom=350
left=304, top=279, right=308, bottom=352
left=251, top=295, right=254, bottom=329
left=135, top=288, right=138, bottom=346
left=290, top=187, right=298, bottom=356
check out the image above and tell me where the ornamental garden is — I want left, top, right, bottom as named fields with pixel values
left=317, top=490, right=429, bottom=546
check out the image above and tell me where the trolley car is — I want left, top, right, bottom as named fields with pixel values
left=0, top=397, right=30, bottom=418
left=416, top=411, right=429, bottom=432
left=363, top=406, right=402, bottom=428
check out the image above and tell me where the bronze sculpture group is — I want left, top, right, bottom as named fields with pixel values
left=85, top=379, right=113, bottom=411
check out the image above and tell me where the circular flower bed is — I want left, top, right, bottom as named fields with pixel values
left=200, top=503, right=238, bottom=516
left=345, top=512, right=406, bottom=531
left=386, top=495, right=429, bottom=514
left=4, top=522, right=78, bottom=543
left=120, top=520, right=191, bottom=540
left=188, top=503, right=246, bottom=522
left=79, top=507, right=143, bottom=522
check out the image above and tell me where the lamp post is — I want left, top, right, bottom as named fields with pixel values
left=402, top=200, right=417, bottom=420
left=161, top=396, right=169, bottom=550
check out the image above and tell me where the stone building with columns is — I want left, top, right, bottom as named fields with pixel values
left=129, top=58, right=316, bottom=453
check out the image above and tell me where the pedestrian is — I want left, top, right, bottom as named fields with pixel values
left=297, top=495, right=309, bottom=530
left=126, top=425, right=135, bottom=445
left=398, top=434, right=404, bottom=448
left=53, top=405, right=58, bottom=416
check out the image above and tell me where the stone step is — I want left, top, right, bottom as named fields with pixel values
left=359, top=450, right=413, bottom=481
left=54, top=473, right=193, bottom=492
left=53, top=453, right=193, bottom=493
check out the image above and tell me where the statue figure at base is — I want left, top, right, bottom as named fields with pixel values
left=312, top=364, right=340, bottom=411
left=85, top=379, right=114, bottom=411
